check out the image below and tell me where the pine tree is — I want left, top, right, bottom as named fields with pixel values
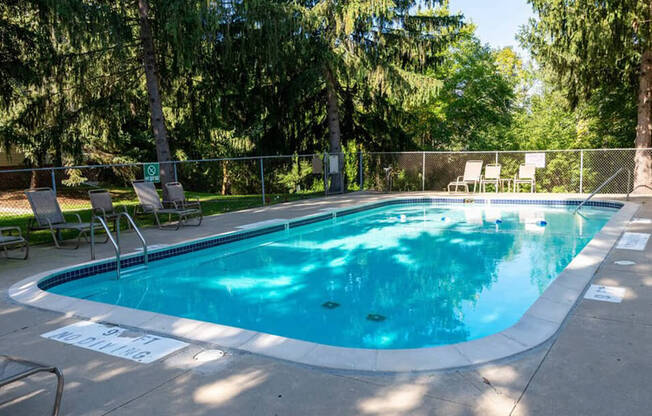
left=301, top=0, right=462, bottom=190
left=523, top=0, right=652, bottom=191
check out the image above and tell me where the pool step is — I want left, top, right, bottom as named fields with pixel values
left=120, top=265, right=148, bottom=278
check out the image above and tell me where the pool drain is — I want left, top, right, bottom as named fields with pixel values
left=614, top=260, right=636, bottom=266
left=193, top=349, right=225, bottom=362
left=366, top=314, right=386, bottom=322
left=322, top=301, right=340, bottom=309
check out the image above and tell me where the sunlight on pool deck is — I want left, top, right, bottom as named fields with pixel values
left=1, top=191, right=652, bottom=415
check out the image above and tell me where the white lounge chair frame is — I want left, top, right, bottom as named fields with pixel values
left=480, top=164, right=502, bottom=193
left=448, top=160, right=483, bottom=193
left=514, top=164, right=536, bottom=193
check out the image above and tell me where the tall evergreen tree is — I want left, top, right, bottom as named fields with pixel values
left=301, top=0, right=462, bottom=190
left=522, top=0, right=652, bottom=191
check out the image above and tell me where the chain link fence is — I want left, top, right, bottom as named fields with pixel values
left=362, top=149, right=647, bottom=194
left=0, top=149, right=648, bottom=242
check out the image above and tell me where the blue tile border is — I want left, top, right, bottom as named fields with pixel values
left=37, top=197, right=623, bottom=291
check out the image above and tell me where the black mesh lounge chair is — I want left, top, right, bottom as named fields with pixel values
left=132, top=180, right=201, bottom=230
left=0, top=355, right=64, bottom=416
left=0, top=227, right=29, bottom=259
left=24, top=187, right=107, bottom=249
left=89, top=189, right=131, bottom=231
left=164, top=182, right=202, bottom=226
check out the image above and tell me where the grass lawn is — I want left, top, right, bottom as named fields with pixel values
left=0, top=187, right=323, bottom=246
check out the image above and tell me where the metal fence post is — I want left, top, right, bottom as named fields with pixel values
left=173, top=162, right=178, bottom=182
left=358, top=151, right=363, bottom=190
left=260, top=157, right=265, bottom=206
left=579, top=150, right=584, bottom=193
left=51, top=168, right=57, bottom=195
left=495, top=152, right=498, bottom=164
left=422, top=152, right=425, bottom=191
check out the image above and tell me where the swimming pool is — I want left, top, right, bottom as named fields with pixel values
left=40, top=199, right=617, bottom=350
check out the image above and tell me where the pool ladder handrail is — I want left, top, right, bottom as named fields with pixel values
left=573, top=167, right=631, bottom=214
left=90, top=212, right=148, bottom=279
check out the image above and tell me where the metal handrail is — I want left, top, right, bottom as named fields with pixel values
left=90, top=216, right=121, bottom=279
left=90, top=213, right=148, bottom=279
left=574, top=168, right=631, bottom=214
left=116, top=212, right=148, bottom=267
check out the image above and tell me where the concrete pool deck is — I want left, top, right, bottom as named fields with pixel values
left=1, top=191, right=651, bottom=415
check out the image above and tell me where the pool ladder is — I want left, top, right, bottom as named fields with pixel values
left=574, top=167, right=631, bottom=214
left=90, top=212, right=148, bottom=280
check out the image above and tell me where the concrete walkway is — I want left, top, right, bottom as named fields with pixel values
left=0, top=192, right=650, bottom=416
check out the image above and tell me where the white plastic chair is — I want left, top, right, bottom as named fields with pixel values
left=514, top=164, right=536, bottom=193
left=448, top=160, right=483, bottom=193
left=481, top=164, right=502, bottom=193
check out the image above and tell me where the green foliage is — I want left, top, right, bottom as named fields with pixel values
left=410, top=34, right=517, bottom=150
left=275, top=157, right=313, bottom=194
left=0, top=0, right=640, bottom=183
left=521, top=0, right=647, bottom=108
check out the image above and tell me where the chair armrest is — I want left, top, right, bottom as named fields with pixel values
left=162, top=200, right=178, bottom=209
left=0, top=226, right=23, bottom=238
left=456, top=176, right=464, bottom=182
left=64, top=213, right=83, bottom=224
left=93, top=207, right=107, bottom=218
left=185, top=198, right=201, bottom=208
left=166, top=200, right=182, bottom=210
left=140, top=203, right=158, bottom=213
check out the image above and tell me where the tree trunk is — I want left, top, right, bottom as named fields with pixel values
left=30, top=153, right=46, bottom=189
left=136, top=0, right=173, bottom=195
left=634, top=48, right=652, bottom=193
left=221, top=160, right=229, bottom=195
left=325, top=68, right=344, bottom=193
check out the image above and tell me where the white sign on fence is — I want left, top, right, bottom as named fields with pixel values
left=525, top=152, right=546, bottom=168
left=616, top=232, right=650, bottom=251
left=328, top=155, right=339, bottom=174
left=41, top=322, right=188, bottom=363
left=584, top=285, right=626, bottom=303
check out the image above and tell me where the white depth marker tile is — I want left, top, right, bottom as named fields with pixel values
left=630, top=218, right=652, bottom=224
left=616, top=232, right=650, bottom=251
left=41, top=322, right=188, bottom=363
left=614, top=260, right=636, bottom=266
left=584, top=285, right=626, bottom=303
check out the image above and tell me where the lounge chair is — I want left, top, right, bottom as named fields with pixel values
left=164, top=182, right=203, bottom=226
left=132, top=180, right=201, bottom=230
left=0, top=226, right=29, bottom=259
left=514, top=164, right=536, bottom=193
left=24, top=188, right=106, bottom=249
left=448, top=160, right=483, bottom=193
left=89, top=189, right=130, bottom=231
left=480, top=164, right=502, bottom=193
left=0, top=355, right=64, bottom=416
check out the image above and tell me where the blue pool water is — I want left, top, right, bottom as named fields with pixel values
left=48, top=203, right=615, bottom=349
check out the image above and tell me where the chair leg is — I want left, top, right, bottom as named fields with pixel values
left=1, top=242, right=29, bottom=260
left=49, top=228, right=62, bottom=248
left=51, top=367, right=64, bottom=416
left=153, top=212, right=163, bottom=229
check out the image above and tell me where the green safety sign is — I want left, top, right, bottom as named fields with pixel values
left=143, top=162, right=160, bottom=182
